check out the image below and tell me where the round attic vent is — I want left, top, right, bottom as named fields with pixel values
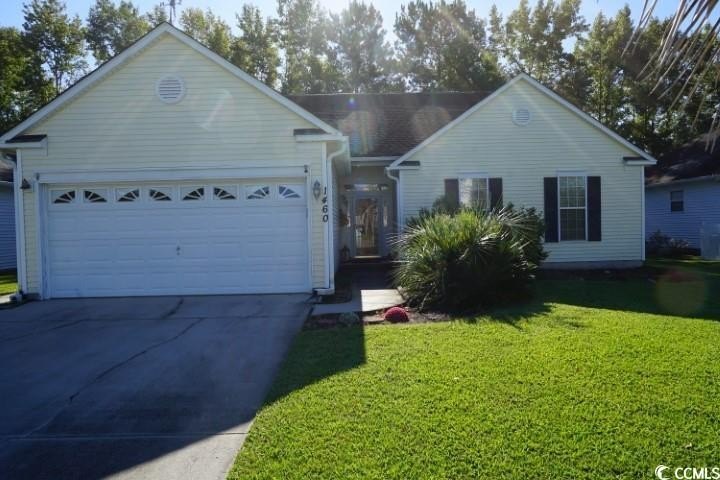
left=512, top=108, right=531, bottom=126
left=156, top=75, right=185, bottom=104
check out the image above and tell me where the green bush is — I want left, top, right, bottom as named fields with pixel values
left=393, top=206, right=547, bottom=311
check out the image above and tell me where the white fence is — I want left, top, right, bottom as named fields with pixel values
left=701, top=223, right=720, bottom=260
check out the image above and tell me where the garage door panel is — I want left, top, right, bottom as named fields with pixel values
left=45, top=179, right=310, bottom=297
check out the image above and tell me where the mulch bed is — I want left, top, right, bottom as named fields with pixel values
left=305, top=307, right=449, bottom=330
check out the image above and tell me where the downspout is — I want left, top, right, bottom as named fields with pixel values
left=385, top=167, right=402, bottom=230
left=319, top=139, right=348, bottom=296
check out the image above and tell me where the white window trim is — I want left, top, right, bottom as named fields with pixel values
left=458, top=173, right=490, bottom=209
left=670, top=190, right=684, bottom=213
left=557, top=174, right=588, bottom=242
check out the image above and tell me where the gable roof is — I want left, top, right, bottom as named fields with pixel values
left=388, top=74, right=657, bottom=168
left=0, top=23, right=341, bottom=143
left=289, top=92, right=489, bottom=157
left=646, top=129, right=720, bottom=186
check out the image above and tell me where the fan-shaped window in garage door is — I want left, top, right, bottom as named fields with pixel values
left=181, top=186, right=205, bottom=201
left=213, top=186, right=237, bottom=200
left=245, top=185, right=270, bottom=200
left=116, top=188, right=140, bottom=202
left=148, top=187, right=172, bottom=201
left=83, top=189, right=108, bottom=203
left=278, top=184, right=304, bottom=199
left=51, top=189, right=76, bottom=204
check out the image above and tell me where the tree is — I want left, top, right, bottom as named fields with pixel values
left=394, top=0, right=504, bottom=91
left=621, top=18, right=718, bottom=155
left=146, top=4, right=168, bottom=26
left=634, top=0, right=720, bottom=136
left=328, top=1, right=394, bottom=92
left=571, top=7, right=633, bottom=127
left=488, top=0, right=586, bottom=86
left=232, top=5, right=279, bottom=86
left=275, top=0, right=341, bottom=94
left=179, top=8, right=233, bottom=59
left=0, top=27, right=55, bottom=134
left=86, top=0, right=150, bottom=63
left=22, top=0, right=87, bottom=90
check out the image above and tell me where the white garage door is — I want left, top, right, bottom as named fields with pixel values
left=45, top=179, right=310, bottom=298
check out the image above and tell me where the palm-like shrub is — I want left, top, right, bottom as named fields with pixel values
left=393, top=206, right=547, bottom=311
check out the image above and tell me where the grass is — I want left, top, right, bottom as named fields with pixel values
left=0, top=270, right=17, bottom=295
left=230, top=258, right=720, bottom=479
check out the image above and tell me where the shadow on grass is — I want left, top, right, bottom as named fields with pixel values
left=263, top=325, right=367, bottom=405
left=535, top=266, right=720, bottom=321
left=459, top=300, right=553, bottom=328
left=263, top=258, right=720, bottom=413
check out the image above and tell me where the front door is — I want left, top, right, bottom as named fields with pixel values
left=353, top=196, right=381, bottom=257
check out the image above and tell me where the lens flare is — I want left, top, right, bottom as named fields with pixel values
left=655, top=269, right=707, bottom=316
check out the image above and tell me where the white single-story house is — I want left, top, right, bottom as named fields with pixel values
left=0, top=164, right=16, bottom=270
left=0, top=23, right=656, bottom=299
left=646, top=130, right=720, bottom=257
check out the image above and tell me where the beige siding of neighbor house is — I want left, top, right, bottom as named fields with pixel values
left=18, top=33, right=329, bottom=294
left=400, top=79, right=645, bottom=263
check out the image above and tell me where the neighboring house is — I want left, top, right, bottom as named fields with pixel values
left=646, top=130, right=720, bottom=251
left=0, top=164, right=16, bottom=270
left=0, top=23, right=655, bottom=299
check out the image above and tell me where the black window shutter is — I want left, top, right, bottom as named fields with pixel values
left=489, top=178, right=503, bottom=210
left=543, top=177, right=558, bottom=242
left=587, top=176, right=601, bottom=241
left=444, top=179, right=459, bottom=209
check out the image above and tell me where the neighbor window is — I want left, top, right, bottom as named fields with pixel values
left=459, top=177, right=489, bottom=209
left=559, top=176, right=586, bottom=241
left=670, top=190, right=684, bottom=212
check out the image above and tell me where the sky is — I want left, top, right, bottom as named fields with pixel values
left=2, top=0, right=682, bottom=39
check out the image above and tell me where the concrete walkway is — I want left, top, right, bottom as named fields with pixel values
left=313, top=265, right=404, bottom=315
left=313, top=287, right=404, bottom=314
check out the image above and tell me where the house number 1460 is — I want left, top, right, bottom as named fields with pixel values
left=321, top=187, right=328, bottom=223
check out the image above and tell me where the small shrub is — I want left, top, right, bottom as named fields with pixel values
left=646, top=230, right=690, bottom=258
left=384, top=306, right=409, bottom=323
left=393, top=206, right=547, bottom=311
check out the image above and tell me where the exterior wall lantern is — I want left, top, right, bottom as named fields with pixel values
left=313, top=180, right=322, bottom=199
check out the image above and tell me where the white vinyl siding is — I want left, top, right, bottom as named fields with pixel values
left=646, top=180, right=720, bottom=249
left=400, top=79, right=645, bottom=263
left=0, top=187, right=15, bottom=270
left=18, top=34, right=329, bottom=295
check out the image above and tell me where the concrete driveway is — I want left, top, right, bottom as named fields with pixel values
left=0, top=294, right=311, bottom=480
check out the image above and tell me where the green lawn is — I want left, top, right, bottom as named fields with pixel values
left=230, top=258, right=720, bottom=479
left=0, top=271, right=17, bottom=295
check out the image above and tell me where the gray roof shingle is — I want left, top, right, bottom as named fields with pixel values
left=646, top=129, right=720, bottom=185
left=288, top=92, right=489, bottom=157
